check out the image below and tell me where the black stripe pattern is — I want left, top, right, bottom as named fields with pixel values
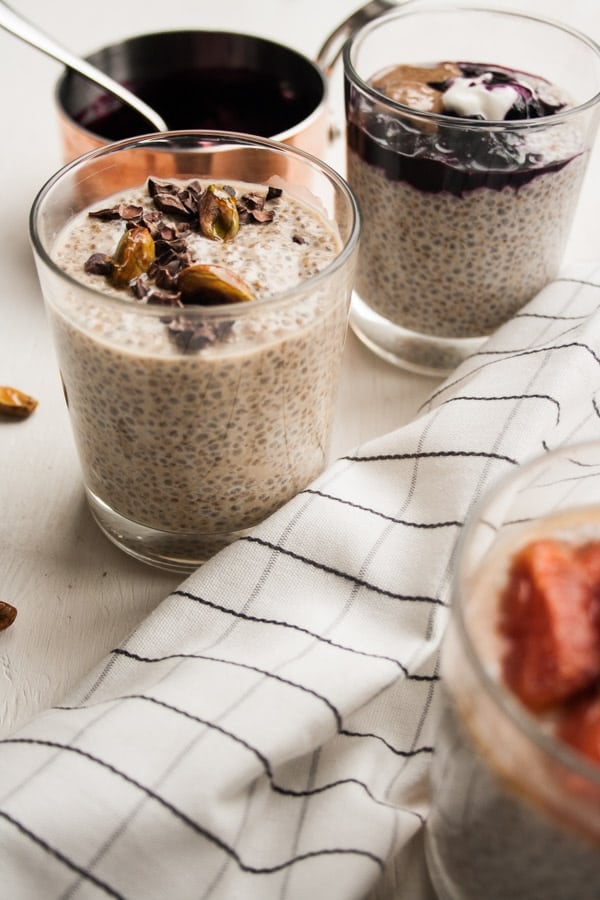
left=1, top=263, right=600, bottom=898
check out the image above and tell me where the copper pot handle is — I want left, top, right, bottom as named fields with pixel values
left=316, top=0, right=414, bottom=74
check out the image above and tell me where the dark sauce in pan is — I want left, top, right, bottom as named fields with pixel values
left=73, top=67, right=319, bottom=140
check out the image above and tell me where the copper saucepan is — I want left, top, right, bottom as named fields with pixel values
left=54, top=1, right=403, bottom=162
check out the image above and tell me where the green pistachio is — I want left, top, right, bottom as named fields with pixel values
left=110, top=225, right=155, bottom=287
left=177, top=264, right=255, bottom=305
left=199, top=185, right=240, bottom=242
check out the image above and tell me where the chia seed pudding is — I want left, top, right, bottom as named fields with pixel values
left=46, top=176, right=352, bottom=564
left=345, top=59, right=590, bottom=370
left=426, top=508, right=600, bottom=899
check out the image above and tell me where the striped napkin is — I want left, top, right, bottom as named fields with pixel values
left=2, top=262, right=600, bottom=900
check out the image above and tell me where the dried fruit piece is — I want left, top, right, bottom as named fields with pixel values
left=0, top=386, right=38, bottom=418
left=0, top=601, right=17, bottom=631
left=499, top=539, right=600, bottom=711
left=110, top=225, right=156, bottom=287
left=199, top=185, right=240, bottom=241
left=177, top=264, right=255, bottom=305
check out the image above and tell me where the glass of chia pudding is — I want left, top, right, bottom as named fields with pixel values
left=426, top=442, right=600, bottom=899
left=343, top=6, right=600, bottom=375
left=30, top=132, right=360, bottom=571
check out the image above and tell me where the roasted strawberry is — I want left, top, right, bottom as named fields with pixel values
left=499, top=539, right=600, bottom=711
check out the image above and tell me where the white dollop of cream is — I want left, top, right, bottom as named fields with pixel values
left=442, top=75, right=518, bottom=120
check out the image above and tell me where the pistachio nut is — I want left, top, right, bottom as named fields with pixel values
left=199, top=185, right=240, bottom=242
left=110, top=225, right=156, bottom=287
left=177, top=264, right=255, bottom=305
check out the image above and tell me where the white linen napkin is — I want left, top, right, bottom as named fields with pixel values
left=2, top=262, right=600, bottom=900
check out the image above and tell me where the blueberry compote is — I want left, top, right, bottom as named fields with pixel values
left=347, top=61, right=574, bottom=195
left=73, top=67, right=317, bottom=141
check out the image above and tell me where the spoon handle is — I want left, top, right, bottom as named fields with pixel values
left=0, top=0, right=168, bottom=133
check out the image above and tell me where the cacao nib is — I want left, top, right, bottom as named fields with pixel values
left=84, top=178, right=283, bottom=351
left=163, top=315, right=234, bottom=351
left=84, top=253, right=114, bottom=276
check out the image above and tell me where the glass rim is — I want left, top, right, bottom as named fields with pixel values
left=29, top=129, right=361, bottom=320
left=453, top=440, right=600, bottom=786
left=343, top=4, right=600, bottom=129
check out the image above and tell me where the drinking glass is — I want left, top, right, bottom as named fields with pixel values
left=426, top=442, right=600, bottom=899
left=30, top=131, right=360, bottom=571
left=344, top=6, right=600, bottom=375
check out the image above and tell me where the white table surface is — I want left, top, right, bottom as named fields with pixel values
left=1, top=0, right=600, bottom=750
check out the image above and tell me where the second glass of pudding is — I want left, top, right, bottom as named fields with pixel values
left=344, top=6, right=600, bottom=375
left=426, top=442, right=600, bottom=899
left=30, top=132, right=360, bottom=571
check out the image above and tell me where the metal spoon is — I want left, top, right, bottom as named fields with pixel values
left=0, top=0, right=168, bottom=133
